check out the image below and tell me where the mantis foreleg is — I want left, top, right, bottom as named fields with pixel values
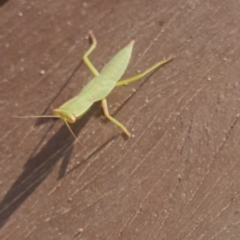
left=115, top=55, right=175, bottom=86
left=101, top=98, right=131, bottom=137
left=83, top=32, right=99, bottom=77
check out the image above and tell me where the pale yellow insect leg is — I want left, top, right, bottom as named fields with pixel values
left=116, top=55, right=175, bottom=86
left=83, top=32, right=100, bottom=77
left=101, top=99, right=131, bottom=137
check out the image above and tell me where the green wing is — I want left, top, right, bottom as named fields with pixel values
left=59, top=41, right=134, bottom=118
left=80, top=41, right=134, bottom=101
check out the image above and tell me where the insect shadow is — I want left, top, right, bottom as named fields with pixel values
left=0, top=103, right=118, bottom=229
left=0, top=0, right=9, bottom=7
left=3, top=66, right=125, bottom=233
left=0, top=110, right=85, bottom=228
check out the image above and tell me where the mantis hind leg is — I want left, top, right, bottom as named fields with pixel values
left=101, top=98, right=131, bottom=137
left=83, top=32, right=100, bottom=77
left=116, top=55, right=175, bottom=86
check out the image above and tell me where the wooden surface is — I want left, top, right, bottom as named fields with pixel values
left=1, top=0, right=240, bottom=239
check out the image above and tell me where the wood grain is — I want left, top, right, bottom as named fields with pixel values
left=0, top=0, right=240, bottom=239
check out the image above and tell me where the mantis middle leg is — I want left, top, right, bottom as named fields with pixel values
left=115, top=55, right=175, bottom=86
left=101, top=98, right=131, bottom=137
left=83, top=32, right=100, bottom=77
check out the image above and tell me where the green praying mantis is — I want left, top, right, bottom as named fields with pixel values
left=20, top=32, right=174, bottom=138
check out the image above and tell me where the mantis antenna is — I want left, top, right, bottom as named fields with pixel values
left=15, top=115, right=59, bottom=119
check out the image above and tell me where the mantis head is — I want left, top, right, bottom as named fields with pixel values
left=52, top=108, right=76, bottom=123
left=15, top=109, right=80, bottom=142
left=52, top=108, right=80, bottom=141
